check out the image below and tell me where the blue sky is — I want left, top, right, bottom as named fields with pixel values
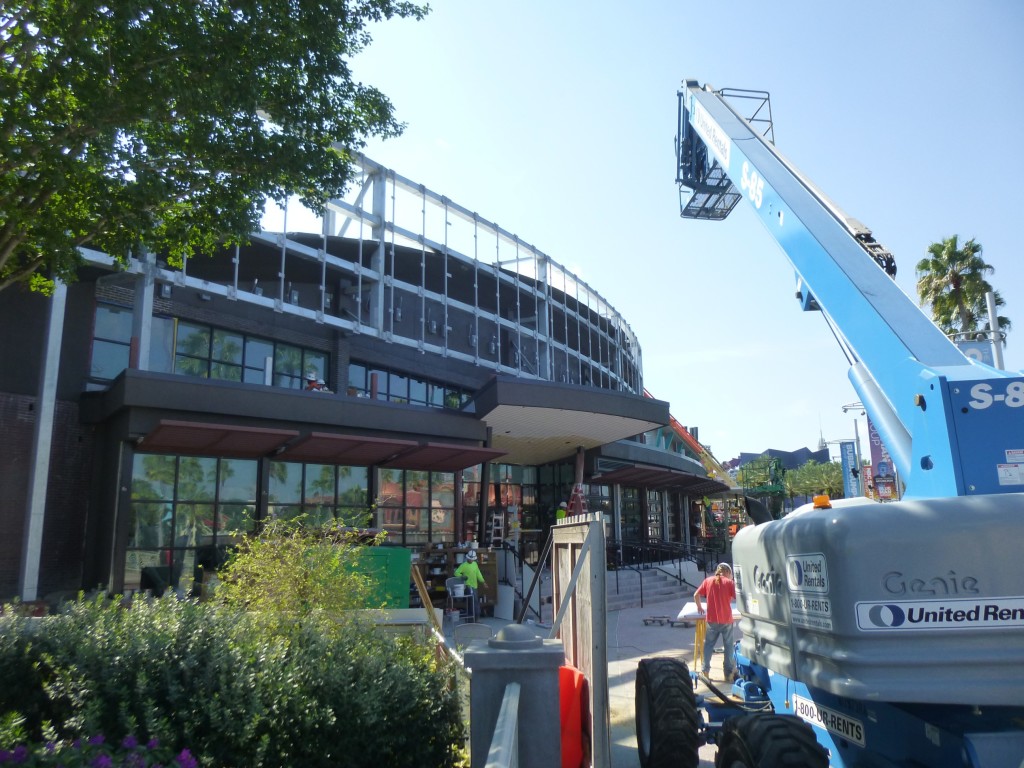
left=342, top=0, right=1024, bottom=464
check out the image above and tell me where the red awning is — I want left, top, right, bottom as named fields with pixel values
left=137, top=420, right=298, bottom=458
left=277, top=432, right=418, bottom=465
left=380, top=442, right=507, bottom=471
left=136, top=423, right=506, bottom=471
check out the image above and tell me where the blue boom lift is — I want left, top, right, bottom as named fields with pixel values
left=634, top=80, right=1024, bottom=768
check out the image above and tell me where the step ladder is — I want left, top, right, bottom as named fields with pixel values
left=568, top=484, right=588, bottom=516
left=487, top=509, right=504, bottom=548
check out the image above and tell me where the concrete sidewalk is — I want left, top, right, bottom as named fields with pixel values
left=606, top=601, right=720, bottom=768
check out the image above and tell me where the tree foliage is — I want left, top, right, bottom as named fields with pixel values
left=0, top=0, right=428, bottom=293
left=915, top=235, right=1012, bottom=342
left=783, top=459, right=844, bottom=500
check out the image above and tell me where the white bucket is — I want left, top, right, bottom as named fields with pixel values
left=451, top=583, right=466, bottom=598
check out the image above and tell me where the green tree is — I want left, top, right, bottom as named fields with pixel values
left=916, top=235, right=1012, bottom=343
left=785, top=459, right=844, bottom=501
left=0, top=0, right=428, bottom=294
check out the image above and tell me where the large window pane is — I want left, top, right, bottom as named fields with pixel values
left=245, top=338, right=274, bottom=380
left=176, top=321, right=210, bottom=357
left=338, top=466, right=369, bottom=507
left=269, top=461, right=302, bottom=503
left=218, top=459, right=256, bottom=503
left=129, top=502, right=169, bottom=548
left=90, top=339, right=131, bottom=379
left=219, top=503, right=255, bottom=541
left=305, top=464, right=336, bottom=507
left=149, top=317, right=175, bottom=373
left=212, top=329, right=244, bottom=364
left=132, top=454, right=177, bottom=500
left=95, top=305, right=133, bottom=342
left=176, top=457, right=217, bottom=501
left=304, top=352, right=328, bottom=387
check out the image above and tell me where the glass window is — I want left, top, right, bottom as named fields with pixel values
left=90, top=305, right=134, bottom=380
left=211, top=330, right=243, bottom=381
left=409, top=378, right=427, bottom=405
left=176, top=457, right=217, bottom=501
left=389, top=373, right=408, bottom=403
left=305, top=464, right=336, bottom=505
left=128, top=502, right=169, bottom=549
left=95, top=304, right=133, bottom=342
left=175, top=321, right=211, bottom=378
left=90, top=340, right=131, bottom=379
left=132, top=454, right=177, bottom=500
left=219, top=459, right=257, bottom=503
left=149, top=317, right=175, bottom=373
left=274, top=343, right=303, bottom=389
left=269, top=461, right=302, bottom=503
left=244, top=338, right=274, bottom=383
left=304, top=351, right=328, bottom=387
left=348, top=362, right=367, bottom=393
left=126, top=454, right=258, bottom=595
left=212, top=329, right=244, bottom=364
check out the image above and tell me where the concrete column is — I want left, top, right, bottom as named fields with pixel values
left=464, top=624, right=563, bottom=768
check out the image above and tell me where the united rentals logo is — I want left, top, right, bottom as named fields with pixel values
left=787, top=553, right=829, bottom=594
left=856, top=596, right=1024, bottom=631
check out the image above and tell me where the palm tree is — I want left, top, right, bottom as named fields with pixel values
left=916, top=236, right=1012, bottom=343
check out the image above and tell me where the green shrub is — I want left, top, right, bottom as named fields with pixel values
left=0, top=588, right=464, bottom=767
left=212, top=517, right=386, bottom=627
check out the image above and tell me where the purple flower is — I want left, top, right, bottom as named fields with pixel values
left=12, top=746, right=28, bottom=763
left=90, top=756, right=113, bottom=768
left=146, top=739, right=160, bottom=750
left=121, top=735, right=139, bottom=750
left=87, top=735, right=106, bottom=746
left=174, top=749, right=198, bottom=768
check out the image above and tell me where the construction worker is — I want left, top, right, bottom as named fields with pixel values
left=556, top=501, right=568, bottom=521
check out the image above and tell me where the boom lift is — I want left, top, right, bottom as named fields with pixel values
left=634, top=80, right=1024, bottom=768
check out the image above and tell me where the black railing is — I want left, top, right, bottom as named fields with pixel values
left=607, top=538, right=719, bottom=577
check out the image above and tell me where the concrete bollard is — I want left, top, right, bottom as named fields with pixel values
left=464, top=623, right=563, bottom=768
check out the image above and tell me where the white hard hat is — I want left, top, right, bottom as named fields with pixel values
left=305, top=371, right=317, bottom=381
left=465, top=549, right=477, bottom=561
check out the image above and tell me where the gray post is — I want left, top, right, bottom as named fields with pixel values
left=985, top=290, right=1005, bottom=370
left=464, top=624, right=563, bottom=768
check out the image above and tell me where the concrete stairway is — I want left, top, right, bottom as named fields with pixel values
left=605, top=563, right=704, bottom=612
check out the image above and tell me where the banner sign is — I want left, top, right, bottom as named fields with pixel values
left=840, top=440, right=859, bottom=498
left=867, top=416, right=898, bottom=501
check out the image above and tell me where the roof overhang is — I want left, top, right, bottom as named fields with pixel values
left=137, top=420, right=299, bottom=458
left=472, top=376, right=670, bottom=466
left=136, top=421, right=506, bottom=471
left=590, top=463, right=730, bottom=496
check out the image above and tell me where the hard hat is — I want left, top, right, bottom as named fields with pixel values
left=558, top=501, right=568, bottom=508
left=305, top=371, right=317, bottom=381
left=465, top=549, right=477, bottom=561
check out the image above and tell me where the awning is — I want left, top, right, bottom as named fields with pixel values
left=591, top=464, right=730, bottom=496
left=380, top=442, right=507, bottom=471
left=277, top=432, right=418, bottom=465
left=136, top=420, right=298, bottom=458
left=136, top=422, right=506, bottom=471
left=278, top=433, right=505, bottom=470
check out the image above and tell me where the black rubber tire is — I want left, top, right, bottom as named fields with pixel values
left=635, top=656, right=699, bottom=768
left=715, top=713, right=829, bottom=768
